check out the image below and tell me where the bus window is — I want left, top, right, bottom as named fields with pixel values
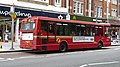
left=95, top=26, right=103, bottom=36
left=56, top=23, right=69, bottom=36
left=76, top=25, right=81, bottom=36
left=92, top=26, right=96, bottom=36
left=56, top=23, right=62, bottom=35
left=48, top=22, right=55, bottom=34
left=86, top=28, right=90, bottom=36
left=105, top=27, right=110, bottom=38
left=41, top=21, right=48, bottom=32
left=41, top=21, right=55, bottom=34
left=22, top=22, right=35, bottom=30
left=69, top=24, right=77, bottom=36
left=80, top=25, right=85, bottom=36
left=76, top=25, right=85, bottom=36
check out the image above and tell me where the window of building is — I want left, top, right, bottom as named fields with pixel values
left=73, top=2, right=77, bottom=13
left=112, top=0, right=117, bottom=4
left=119, top=6, right=120, bottom=16
left=111, top=9, right=117, bottom=17
left=41, top=0, right=46, bottom=1
left=34, top=0, right=48, bottom=3
left=99, top=7, right=102, bottom=17
left=77, top=2, right=80, bottom=13
left=55, top=0, right=61, bottom=7
left=81, top=3, right=84, bottom=15
left=64, top=0, right=67, bottom=8
left=73, top=1, right=84, bottom=15
left=95, top=6, right=102, bottom=18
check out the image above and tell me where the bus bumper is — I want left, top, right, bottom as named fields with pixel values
left=20, top=44, right=59, bottom=51
left=20, top=44, right=40, bottom=50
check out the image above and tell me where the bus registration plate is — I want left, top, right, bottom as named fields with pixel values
left=26, top=45, right=30, bottom=49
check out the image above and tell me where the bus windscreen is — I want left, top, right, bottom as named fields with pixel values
left=22, top=22, right=35, bottom=30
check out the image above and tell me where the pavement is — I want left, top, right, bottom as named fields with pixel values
left=0, top=41, right=120, bottom=53
left=0, top=41, right=31, bottom=53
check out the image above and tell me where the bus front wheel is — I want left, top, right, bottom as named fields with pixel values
left=59, top=43, right=67, bottom=52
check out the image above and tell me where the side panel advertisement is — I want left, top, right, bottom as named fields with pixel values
left=73, top=36, right=94, bottom=42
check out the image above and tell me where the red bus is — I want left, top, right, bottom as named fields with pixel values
left=20, top=16, right=111, bottom=52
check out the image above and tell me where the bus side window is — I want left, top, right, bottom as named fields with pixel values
left=58, top=26, right=64, bottom=35
left=80, top=25, right=86, bottom=36
left=56, top=23, right=63, bottom=36
left=69, top=24, right=77, bottom=36
left=41, top=21, right=48, bottom=32
left=48, top=24, right=55, bottom=34
left=56, top=23, right=69, bottom=36
left=70, top=31, right=76, bottom=36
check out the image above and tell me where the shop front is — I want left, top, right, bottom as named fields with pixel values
left=108, top=19, right=120, bottom=45
left=0, top=5, right=66, bottom=42
left=70, top=14, right=106, bottom=23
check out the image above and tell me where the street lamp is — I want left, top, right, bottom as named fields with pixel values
left=106, top=0, right=109, bottom=23
left=9, top=4, right=16, bottom=50
left=96, top=0, right=98, bottom=23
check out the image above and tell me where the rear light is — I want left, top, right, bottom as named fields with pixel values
left=32, top=42, right=36, bottom=45
left=32, top=41, right=36, bottom=45
left=20, top=40, right=22, bottom=44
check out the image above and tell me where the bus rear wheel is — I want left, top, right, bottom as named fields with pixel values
left=59, top=43, right=67, bottom=52
left=98, top=42, right=103, bottom=48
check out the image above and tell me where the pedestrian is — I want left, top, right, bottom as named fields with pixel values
left=5, top=33, right=8, bottom=42
left=0, top=36, right=2, bottom=48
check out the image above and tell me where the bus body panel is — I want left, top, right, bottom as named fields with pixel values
left=20, top=36, right=110, bottom=51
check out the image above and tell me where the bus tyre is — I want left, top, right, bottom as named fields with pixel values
left=59, top=43, right=67, bottom=52
left=98, top=42, right=103, bottom=48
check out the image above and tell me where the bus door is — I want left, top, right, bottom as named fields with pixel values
left=47, top=22, right=56, bottom=43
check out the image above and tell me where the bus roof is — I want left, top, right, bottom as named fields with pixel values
left=22, top=16, right=111, bottom=26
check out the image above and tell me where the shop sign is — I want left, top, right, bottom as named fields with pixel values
left=0, top=6, right=66, bottom=19
left=0, top=6, right=31, bottom=17
left=0, top=6, right=10, bottom=16
left=72, top=16, right=76, bottom=20
left=0, top=10, right=31, bottom=17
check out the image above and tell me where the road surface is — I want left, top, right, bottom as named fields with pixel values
left=0, top=46, right=120, bottom=67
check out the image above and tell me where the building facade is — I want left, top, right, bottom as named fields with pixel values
left=68, top=0, right=119, bottom=22
left=68, top=0, right=120, bottom=44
